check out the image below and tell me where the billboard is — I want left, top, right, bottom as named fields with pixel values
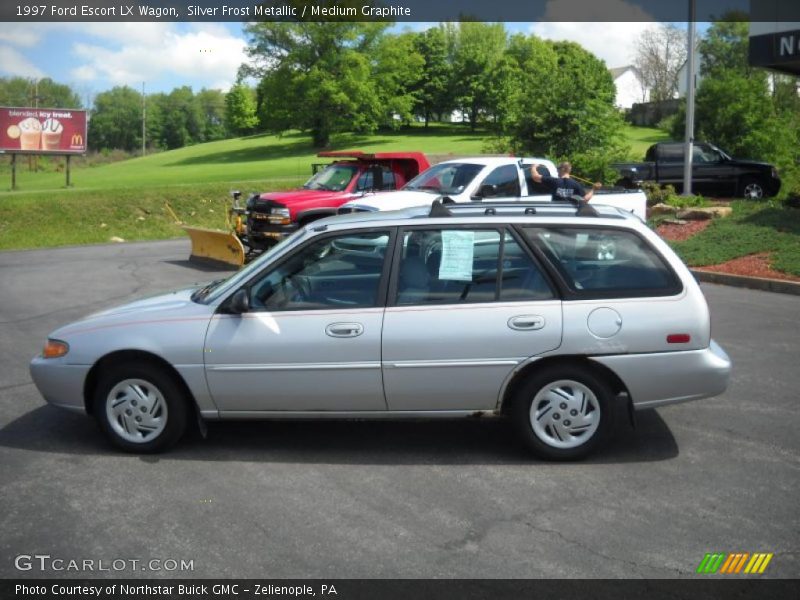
left=0, top=107, right=87, bottom=154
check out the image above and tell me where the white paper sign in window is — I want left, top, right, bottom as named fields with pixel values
left=438, top=230, right=475, bottom=281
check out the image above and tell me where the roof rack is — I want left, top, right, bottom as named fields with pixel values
left=427, top=197, right=604, bottom=219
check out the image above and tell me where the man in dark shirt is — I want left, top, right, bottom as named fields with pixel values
left=530, top=161, right=594, bottom=202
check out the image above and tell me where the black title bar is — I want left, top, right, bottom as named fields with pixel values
left=3, top=0, right=800, bottom=22
left=3, top=579, right=800, bottom=600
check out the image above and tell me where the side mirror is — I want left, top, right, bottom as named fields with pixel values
left=472, top=184, right=498, bottom=200
left=230, top=190, right=241, bottom=200
left=228, top=289, right=250, bottom=314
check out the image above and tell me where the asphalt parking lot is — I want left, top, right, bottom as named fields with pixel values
left=0, top=240, right=797, bottom=579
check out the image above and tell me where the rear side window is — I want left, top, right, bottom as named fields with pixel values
left=522, top=227, right=682, bottom=297
left=395, top=228, right=553, bottom=306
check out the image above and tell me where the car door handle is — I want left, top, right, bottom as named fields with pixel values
left=508, top=315, right=545, bottom=331
left=325, top=322, right=364, bottom=338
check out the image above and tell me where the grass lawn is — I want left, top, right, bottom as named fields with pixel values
left=667, top=200, right=800, bottom=277
left=0, top=125, right=491, bottom=250
left=622, top=124, right=670, bottom=160
left=8, top=123, right=789, bottom=260
left=0, top=125, right=488, bottom=194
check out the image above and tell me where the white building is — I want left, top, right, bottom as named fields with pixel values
left=609, top=65, right=649, bottom=109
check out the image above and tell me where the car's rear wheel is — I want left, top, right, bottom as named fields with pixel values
left=94, top=364, right=188, bottom=453
left=510, top=365, right=614, bottom=460
left=740, top=177, right=765, bottom=200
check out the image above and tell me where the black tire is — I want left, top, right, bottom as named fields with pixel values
left=739, top=177, right=765, bottom=200
left=93, top=363, right=188, bottom=453
left=510, top=364, right=614, bottom=460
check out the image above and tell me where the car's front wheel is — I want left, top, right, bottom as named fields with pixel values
left=94, top=363, right=188, bottom=453
left=740, top=177, right=765, bottom=200
left=510, top=365, right=614, bottom=460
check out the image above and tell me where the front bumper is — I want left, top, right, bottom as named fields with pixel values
left=29, top=356, right=90, bottom=414
left=594, top=340, right=731, bottom=410
left=246, top=218, right=298, bottom=242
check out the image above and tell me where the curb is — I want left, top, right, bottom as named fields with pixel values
left=691, top=269, right=800, bottom=296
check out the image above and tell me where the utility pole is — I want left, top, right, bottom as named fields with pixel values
left=682, top=0, right=697, bottom=196
left=29, top=78, right=40, bottom=172
left=142, top=81, right=146, bottom=157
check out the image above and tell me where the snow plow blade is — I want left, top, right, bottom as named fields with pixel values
left=183, top=226, right=245, bottom=269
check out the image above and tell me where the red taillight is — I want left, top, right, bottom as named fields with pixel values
left=667, top=334, right=691, bottom=344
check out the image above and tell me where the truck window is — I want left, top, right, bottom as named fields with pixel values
left=693, top=146, right=719, bottom=164
left=658, top=145, right=684, bottom=163
left=524, top=166, right=552, bottom=196
left=355, top=166, right=396, bottom=192
left=480, top=165, right=521, bottom=197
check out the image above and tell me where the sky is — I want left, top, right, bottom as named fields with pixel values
left=0, top=20, right=679, bottom=103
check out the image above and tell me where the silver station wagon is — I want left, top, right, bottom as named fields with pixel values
left=30, top=200, right=731, bottom=459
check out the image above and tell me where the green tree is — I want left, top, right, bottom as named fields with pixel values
left=144, top=92, right=167, bottom=151
left=408, top=27, right=453, bottom=127
left=88, top=86, right=143, bottom=151
left=451, top=22, right=507, bottom=130
left=224, top=83, right=258, bottom=135
left=670, top=72, right=799, bottom=193
left=159, top=86, right=205, bottom=148
left=196, top=88, right=227, bottom=142
left=372, top=32, right=424, bottom=128
left=243, top=22, right=391, bottom=147
left=697, top=17, right=750, bottom=78
left=500, top=37, right=626, bottom=180
left=0, top=76, right=81, bottom=108
left=670, top=18, right=799, bottom=180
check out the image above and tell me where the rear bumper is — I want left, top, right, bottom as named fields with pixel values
left=29, top=356, right=90, bottom=414
left=593, top=340, right=731, bottom=410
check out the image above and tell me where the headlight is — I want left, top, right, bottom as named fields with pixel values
left=269, top=207, right=290, bottom=218
left=42, top=339, right=69, bottom=359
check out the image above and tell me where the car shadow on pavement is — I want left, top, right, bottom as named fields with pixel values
left=0, top=406, right=678, bottom=465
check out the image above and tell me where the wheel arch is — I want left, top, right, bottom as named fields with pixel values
left=296, top=208, right=338, bottom=226
left=498, top=355, right=632, bottom=418
left=83, top=349, right=199, bottom=421
left=738, top=174, right=767, bottom=197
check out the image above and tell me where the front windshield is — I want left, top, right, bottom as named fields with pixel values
left=710, top=144, right=731, bottom=160
left=303, top=164, right=358, bottom=192
left=404, top=162, right=484, bottom=195
left=192, top=228, right=309, bottom=305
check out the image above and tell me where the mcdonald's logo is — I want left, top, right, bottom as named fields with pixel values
left=71, top=133, right=83, bottom=146
left=696, top=552, right=773, bottom=574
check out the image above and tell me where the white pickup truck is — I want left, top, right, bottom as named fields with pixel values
left=340, top=156, right=648, bottom=220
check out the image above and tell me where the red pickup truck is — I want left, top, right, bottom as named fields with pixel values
left=240, top=151, right=429, bottom=251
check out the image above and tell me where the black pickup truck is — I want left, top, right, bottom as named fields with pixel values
left=613, top=142, right=781, bottom=199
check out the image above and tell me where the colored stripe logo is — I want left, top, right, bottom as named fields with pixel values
left=696, top=552, right=773, bottom=574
